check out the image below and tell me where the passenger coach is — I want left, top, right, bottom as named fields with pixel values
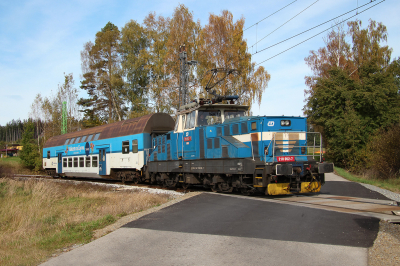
left=43, top=113, right=175, bottom=182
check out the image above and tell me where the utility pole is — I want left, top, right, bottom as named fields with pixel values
left=62, top=101, right=67, bottom=134
left=179, top=44, right=197, bottom=108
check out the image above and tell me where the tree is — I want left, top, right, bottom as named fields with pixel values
left=304, top=20, right=399, bottom=169
left=20, top=121, right=41, bottom=170
left=120, top=20, right=151, bottom=117
left=79, top=22, right=125, bottom=124
left=197, top=10, right=270, bottom=107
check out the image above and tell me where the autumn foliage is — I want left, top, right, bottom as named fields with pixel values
left=78, top=5, right=270, bottom=125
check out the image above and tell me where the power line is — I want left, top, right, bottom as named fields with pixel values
left=250, top=0, right=319, bottom=51
left=252, top=0, right=380, bottom=58
left=240, top=1, right=298, bottom=35
left=254, top=0, right=385, bottom=66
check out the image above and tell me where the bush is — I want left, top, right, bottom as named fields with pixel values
left=366, top=124, right=400, bottom=179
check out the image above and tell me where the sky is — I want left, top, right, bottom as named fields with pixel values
left=0, top=0, right=399, bottom=126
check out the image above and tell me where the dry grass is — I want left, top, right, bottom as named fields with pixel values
left=0, top=178, right=172, bottom=266
left=0, top=157, right=35, bottom=176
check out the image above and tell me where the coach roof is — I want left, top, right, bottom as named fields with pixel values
left=44, top=113, right=175, bottom=148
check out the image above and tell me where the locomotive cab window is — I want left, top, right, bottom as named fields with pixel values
left=132, top=139, right=138, bottom=153
left=224, top=110, right=245, bottom=120
left=197, top=110, right=221, bottom=126
left=122, top=141, right=129, bottom=154
left=251, top=122, right=257, bottom=131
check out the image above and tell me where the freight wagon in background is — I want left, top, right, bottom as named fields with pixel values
left=43, top=98, right=333, bottom=196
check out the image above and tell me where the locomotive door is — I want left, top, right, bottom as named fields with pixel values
left=57, top=153, right=63, bottom=174
left=99, top=149, right=107, bottom=175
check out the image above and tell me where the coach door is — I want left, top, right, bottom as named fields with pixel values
left=99, top=149, right=107, bottom=175
left=57, top=153, right=63, bottom=174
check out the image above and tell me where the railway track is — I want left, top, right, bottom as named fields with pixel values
left=10, top=174, right=202, bottom=194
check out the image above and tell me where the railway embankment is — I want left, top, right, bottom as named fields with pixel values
left=0, top=177, right=182, bottom=266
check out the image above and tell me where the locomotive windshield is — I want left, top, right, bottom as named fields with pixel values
left=224, top=111, right=245, bottom=120
left=197, top=110, right=222, bottom=126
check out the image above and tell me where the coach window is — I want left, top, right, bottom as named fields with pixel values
left=81, top=135, right=87, bottom=142
left=122, top=141, right=129, bottom=154
left=64, top=139, right=70, bottom=145
left=74, top=157, right=78, bottom=167
left=47, top=151, right=50, bottom=159
left=132, top=139, right=138, bottom=153
left=92, top=156, right=98, bottom=167
left=87, top=134, right=93, bottom=142
left=79, top=157, right=84, bottom=167
left=70, top=138, right=75, bottom=144
left=63, top=158, right=67, bottom=167
left=93, top=133, right=101, bottom=141
left=74, top=137, right=81, bottom=144
left=68, top=158, right=72, bottom=167
left=85, top=157, right=91, bottom=167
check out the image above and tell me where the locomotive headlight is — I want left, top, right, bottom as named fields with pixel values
left=280, top=120, right=291, bottom=126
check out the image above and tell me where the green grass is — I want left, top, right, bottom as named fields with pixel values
left=334, top=166, right=400, bottom=193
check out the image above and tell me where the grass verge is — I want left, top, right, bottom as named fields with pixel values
left=0, top=157, right=36, bottom=176
left=0, top=178, right=173, bottom=266
left=334, top=166, right=400, bottom=193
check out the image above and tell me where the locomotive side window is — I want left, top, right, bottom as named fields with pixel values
left=132, top=139, right=138, bottom=153
left=207, top=139, right=213, bottom=149
left=87, top=134, right=93, bottom=142
left=63, top=158, right=67, bottom=167
left=251, top=122, right=257, bottom=131
left=85, top=157, right=91, bottom=167
left=79, top=157, right=84, bottom=167
left=241, top=122, right=248, bottom=134
left=74, top=157, right=78, bottom=167
left=214, top=138, right=220, bottom=148
left=68, top=158, right=72, bottom=167
left=224, top=125, right=231, bottom=136
left=122, top=141, right=129, bottom=154
left=92, top=156, right=98, bottom=167
left=232, top=124, right=239, bottom=135
left=217, top=127, right=222, bottom=136
left=93, top=133, right=101, bottom=141
left=47, top=151, right=50, bottom=159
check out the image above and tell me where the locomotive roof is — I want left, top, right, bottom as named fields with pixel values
left=178, top=102, right=249, bottom=114
left=44, top=113, right=175, bottom=148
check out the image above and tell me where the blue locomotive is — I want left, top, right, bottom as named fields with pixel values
left=43, top=98, right=333, bottom=195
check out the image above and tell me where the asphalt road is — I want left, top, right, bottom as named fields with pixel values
left=41, top=173, right=383, bottom=266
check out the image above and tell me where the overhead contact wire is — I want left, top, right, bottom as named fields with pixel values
left=250, top=0, right=320, bottom=50
left=254, top=0, right=385, bottom=66
left=251, top=0, right=381, bottom=57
